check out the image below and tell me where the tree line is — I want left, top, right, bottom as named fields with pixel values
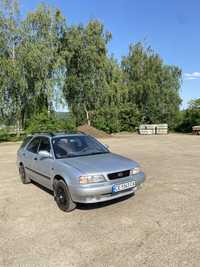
left=1, top=0, right=198, bottom=135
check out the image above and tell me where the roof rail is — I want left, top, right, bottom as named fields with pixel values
left=30, top=130, right=87, bottom=136
left=50, top=130, right=87, bottom=135
left=76, top=131, right=87, bottom=135
left=31, top=131, right=54, bottom=136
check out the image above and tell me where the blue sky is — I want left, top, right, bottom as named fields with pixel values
left=19, top=0, right=200, bottom=109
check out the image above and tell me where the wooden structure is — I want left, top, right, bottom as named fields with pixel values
left=192, top=126, right=200, bottom=135
left=139, top=124, right=168, bottom=135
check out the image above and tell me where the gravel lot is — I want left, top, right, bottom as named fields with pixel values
left=0, top=134, right=200, bottom=267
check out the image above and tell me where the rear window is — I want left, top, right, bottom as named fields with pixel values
left=20, top=136, right=33, bottom=149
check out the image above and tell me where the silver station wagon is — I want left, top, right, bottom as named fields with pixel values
left=17, top=132, right=145, bottom=212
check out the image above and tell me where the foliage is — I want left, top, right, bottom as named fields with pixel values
left=188, top=98, right=200, bottom=110
left=26, top=110, right=76, bottom=134
left=121, top=43, right=182, bottom=129
left=0, top=1, right=183, bottom=135
left=0, top=1, right=66, bottom=130
left=62, top=20, right=112, bottom=125
left=0, top=128, right=9, bottom=142
left=92, top=104, right=141, bottom=133
left=176, top=98, right=200, bottom=132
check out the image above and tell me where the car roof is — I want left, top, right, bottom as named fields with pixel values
left=30, top=132, right=87, bottom=139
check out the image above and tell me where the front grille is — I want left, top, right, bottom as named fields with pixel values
left=108, top=170, right=130, bottom=180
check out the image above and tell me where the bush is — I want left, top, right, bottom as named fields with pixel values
left=0, top=128, right=9, bottom=142
left=176, top=105, right=200, bottom=133
left=0, top=127, right=25, bottom=142
left=26, top=111, right=76, bottom=134
left=92, top=104, right=141, bottom=133
left=118, top=105, right=141, bottom=132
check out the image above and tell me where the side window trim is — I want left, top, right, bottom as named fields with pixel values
left=38, top=136, right=54, bottom=158
left=50, top=138, right=55, bottom=159
left=27, top=137, right=41, bottom=154
left=38, top=137, right=50, bottom=152
left=37, top=139, right=42, bottom=154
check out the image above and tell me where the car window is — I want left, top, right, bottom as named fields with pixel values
left=38, top=137, right=51, bottom=153
left=27, top=137, right=41, bottom=154
left=20, top=135, right=33, bottom=149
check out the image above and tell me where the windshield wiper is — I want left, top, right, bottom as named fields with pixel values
left=84, top=151, right=109, bottom=156
left=58, top=151, right=109, bottom=158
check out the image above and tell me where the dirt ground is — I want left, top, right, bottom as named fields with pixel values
left=0, top=134, right=200, bottom=267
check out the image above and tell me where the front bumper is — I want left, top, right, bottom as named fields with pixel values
left=70, top=172, right=145, bottom=203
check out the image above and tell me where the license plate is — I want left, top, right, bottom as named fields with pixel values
left=112, top=181, right=136, bottom=193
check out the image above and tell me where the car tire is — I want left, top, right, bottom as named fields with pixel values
left=19, top=164, right=31, bottom=184
left=54, top=180, right=76, bottom=212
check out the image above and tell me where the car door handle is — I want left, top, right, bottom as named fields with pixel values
left=34, top=157, right=38, bottom=161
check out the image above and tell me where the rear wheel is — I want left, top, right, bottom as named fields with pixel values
left=54, top=180, right=76, bottom=212
left=19, top=164, right=31, bottom=184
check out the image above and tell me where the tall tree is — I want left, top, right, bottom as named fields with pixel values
left=62, top=20, right=112, bottom=125
left=91, top=56, right=140, bottom=133
left=18, top=4, right=66, bottom=126
left=0, top=1, right=66, bottom=130
left=0, top=0, right=23, bottom=131
left=121, top=43, right=182, bottom=128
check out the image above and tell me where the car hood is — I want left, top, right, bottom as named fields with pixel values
left=60, top=153, right=138, bottom=174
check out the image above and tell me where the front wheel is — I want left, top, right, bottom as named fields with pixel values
left=19, top=164, right=31, bottom=184
left=54, top=180, right=76, bottom=212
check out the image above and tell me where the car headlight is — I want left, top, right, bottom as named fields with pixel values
left=130, top=167, right=140, bottom=175
left=79, top=174, right=106, bottom=184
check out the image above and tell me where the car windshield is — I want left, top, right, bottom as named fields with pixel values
left=52, top=135, right=109, bottom=159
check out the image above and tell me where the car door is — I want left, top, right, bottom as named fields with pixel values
left=24, top=137, right=41, bottom=181
left=32, top=137, right=53, bottom=189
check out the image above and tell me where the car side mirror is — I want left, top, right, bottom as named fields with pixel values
left=38, top=150, right=51, bottom=159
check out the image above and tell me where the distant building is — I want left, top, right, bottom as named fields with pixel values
left=139, top=124, right=168, bottom=135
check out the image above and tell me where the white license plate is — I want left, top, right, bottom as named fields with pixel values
left=112, top=181, right=136, bottom=193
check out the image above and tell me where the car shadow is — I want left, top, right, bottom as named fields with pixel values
left=31, top=180, right=54, bottom=196
left=31, top=180, right=134, bottom=211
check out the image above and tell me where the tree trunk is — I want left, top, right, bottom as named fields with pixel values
left=84, top=104, right=91, bottom=126
left=21, top=109, right=25, bottom=130
left=16, top=118, right=20, bottom=138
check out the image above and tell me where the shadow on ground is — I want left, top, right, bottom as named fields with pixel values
left=31, top=180, right=134, bottom=211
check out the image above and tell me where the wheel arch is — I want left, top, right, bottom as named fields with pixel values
left=53, top=175, right=66, bottom=189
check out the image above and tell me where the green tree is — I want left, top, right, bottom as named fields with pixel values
left=26, top=110, right=76, bottom=133
left=121, top=43, right=182, bottom=129
left=176, top=98, right=200, bottom=132
left=0, top=0, right=22, bottom=131
left=18, top=4, right=66, bottom=126
left=91, top=57, right=141, bottom=133
left=0, top=1, right=66, bottom=131
left=188, top=98, right=200, bottom=110
left=62, top=20, right=112, bottom=125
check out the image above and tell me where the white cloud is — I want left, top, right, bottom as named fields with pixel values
left=184, top=72, right=200, bottom=80
left=186, top=77, right=197, bottom=80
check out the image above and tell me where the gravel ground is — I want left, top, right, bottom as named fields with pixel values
left=0, top=134, right=200, bottom=267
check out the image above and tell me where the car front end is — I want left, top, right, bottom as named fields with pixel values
left=68, top=166, right=145, bottom=204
